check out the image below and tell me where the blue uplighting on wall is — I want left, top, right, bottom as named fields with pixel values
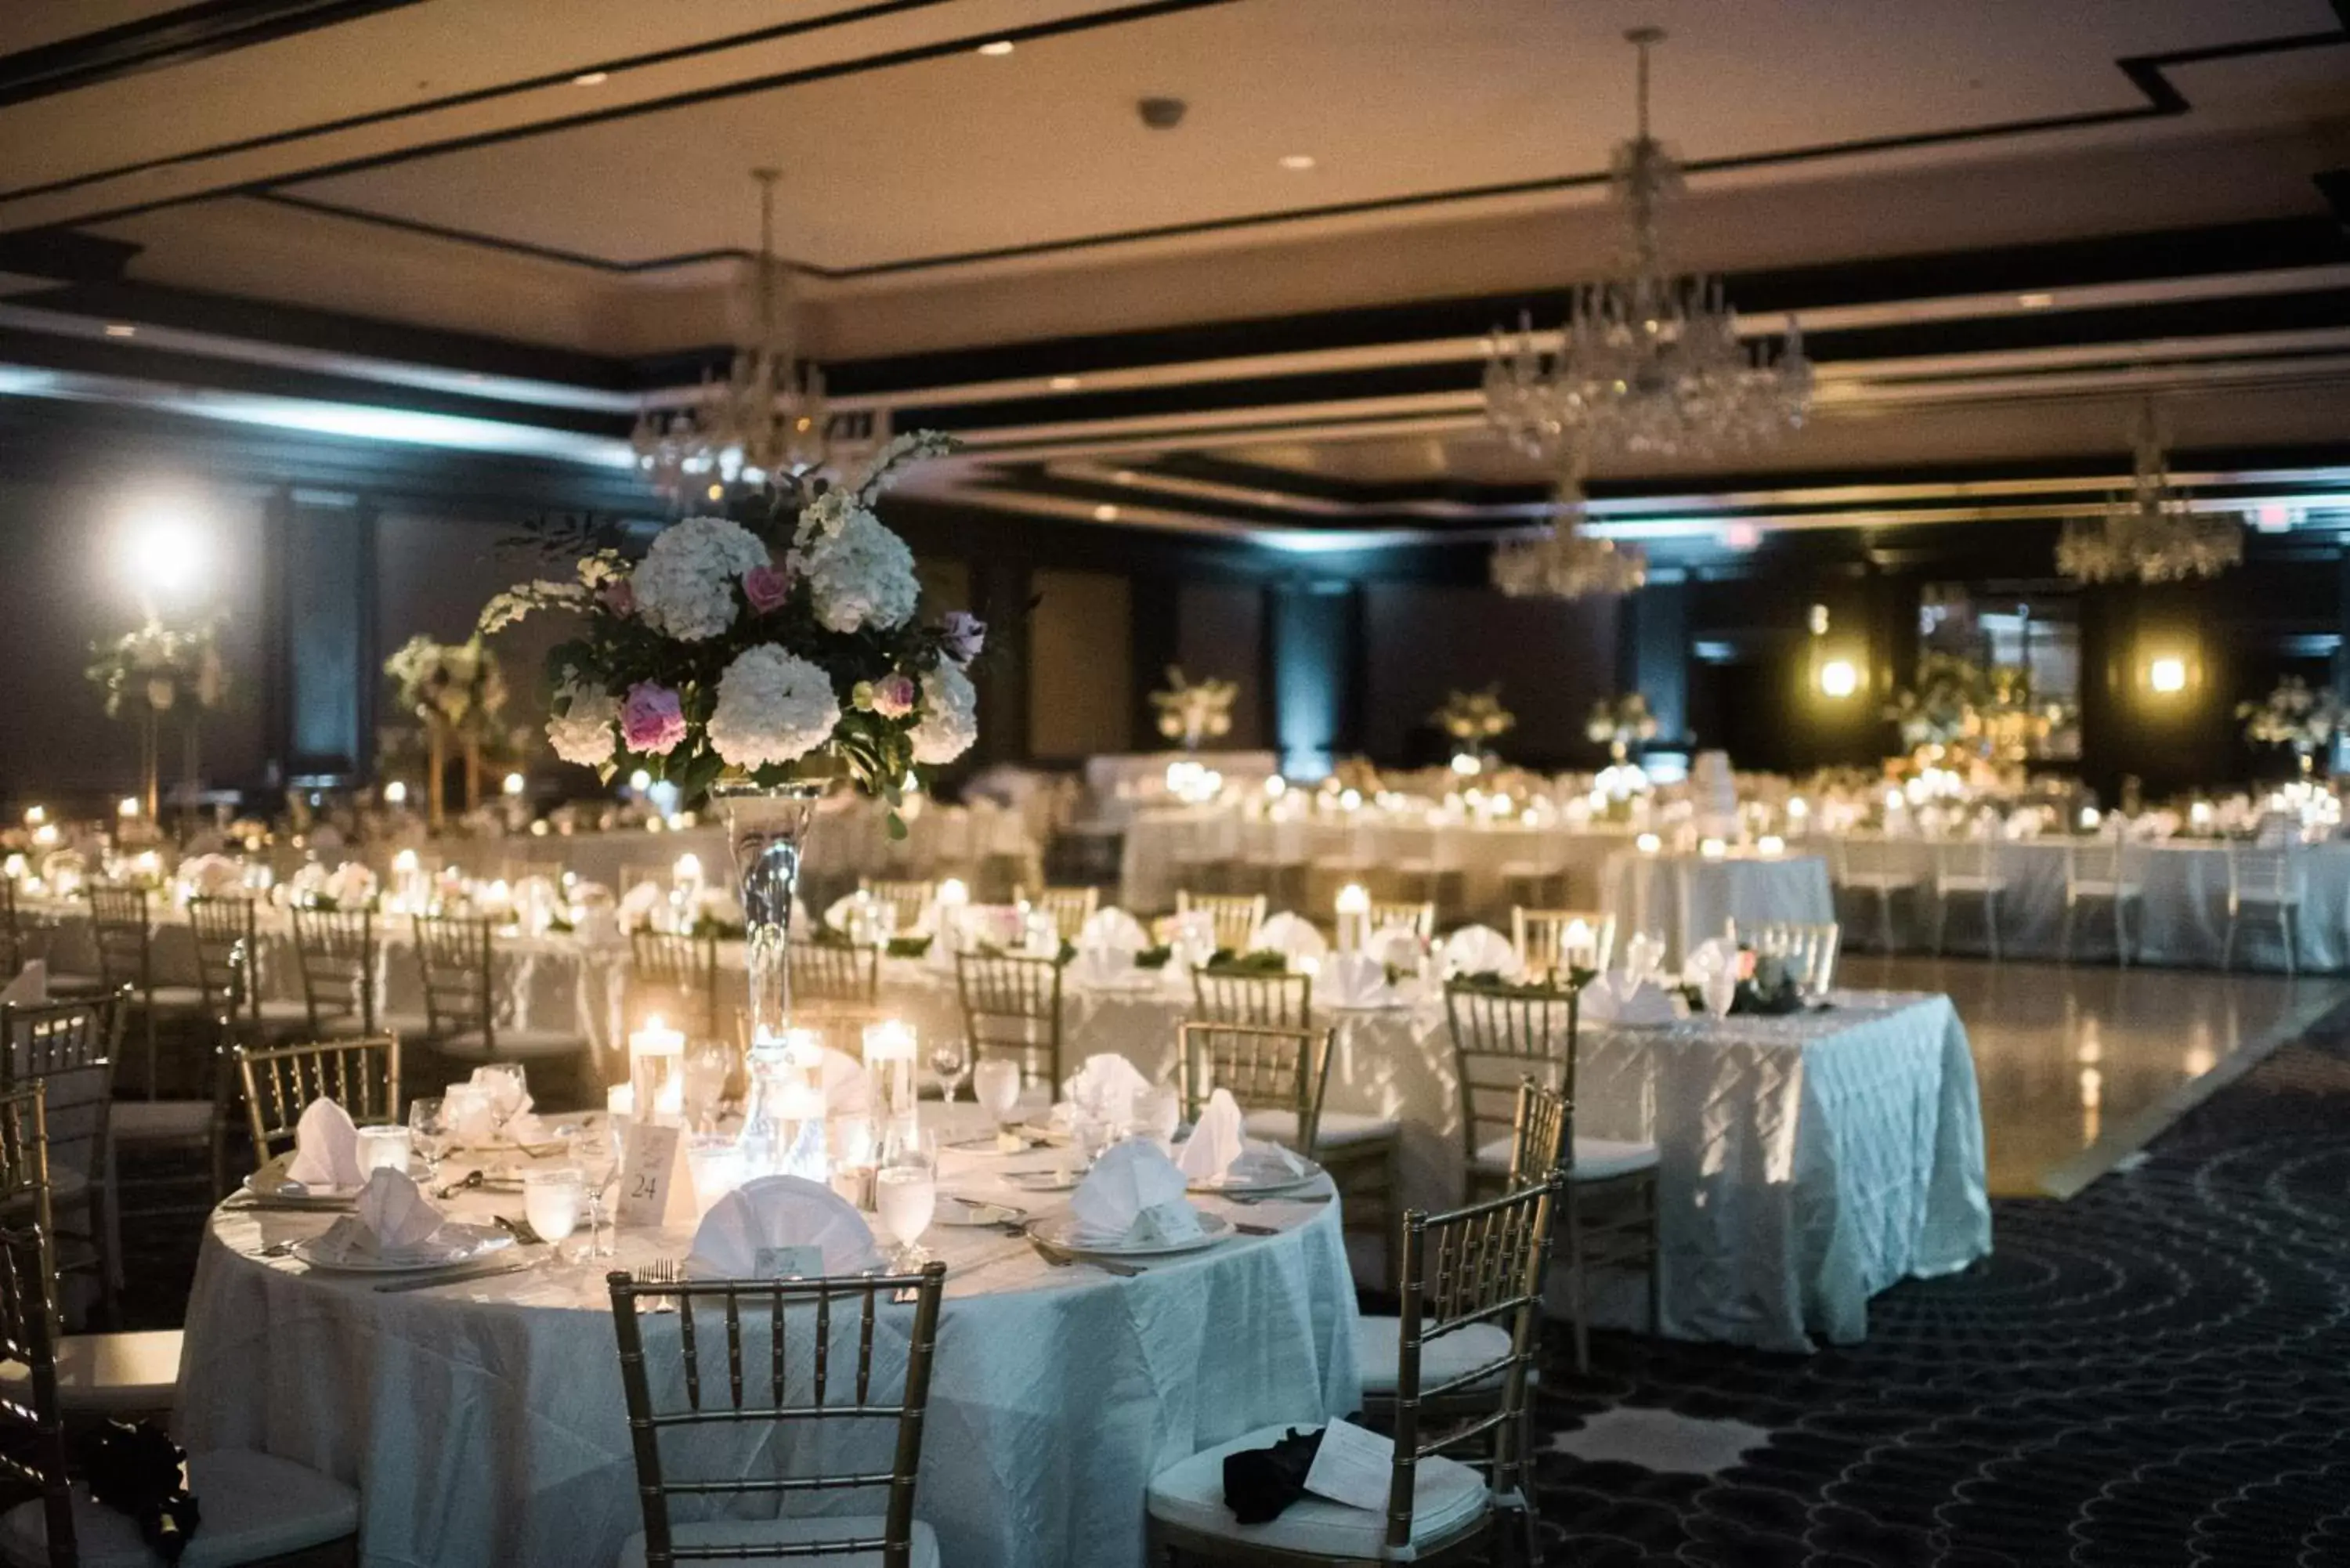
left=1271, top=581, right=1353, bottom=779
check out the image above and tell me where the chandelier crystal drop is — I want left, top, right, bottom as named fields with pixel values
left=2055, top=404, right=2243, bottom=584
left=631, top=170, right=883, bottom=504
left=1483, top=27, right=1812, bottom=469
left=1490, top=466, right=1649, bottom=600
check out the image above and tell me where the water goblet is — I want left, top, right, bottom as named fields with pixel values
left=929, top=1039, right=970, bottom=1105
left=407, top=1097, right=450, bottom=1180
left=522, top=1167, right=584, bottom=1256
left=682, top=1040, right=734, bottom=1133
left=874, top=1134, right=938, bottom=1270
left=479, top=1064, right=530, bottom=1138
left=973, top=1058, right=1023, bottom=1129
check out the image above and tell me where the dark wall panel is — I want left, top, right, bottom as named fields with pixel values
left=1175, top=582, right=1268, bottom=751
left=1360, top=584, right=1619, bottom=768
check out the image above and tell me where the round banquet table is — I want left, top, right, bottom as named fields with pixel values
left=175, top=1109, right=1360, bottom=1568
left=1601, top=848, right=1835, bottom=966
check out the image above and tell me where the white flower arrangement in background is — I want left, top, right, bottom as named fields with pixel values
left=1150, top=666, right=1237, bottom=750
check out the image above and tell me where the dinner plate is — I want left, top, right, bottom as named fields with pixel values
left=935, top=1195, right=1027, bottom=1227
left=942, top=1133, right=1046, bottom=1154
left=1030, top=1212, right=1231, bottom=1259
left=240, top=1155, right=362, bottom=1206
left=289, top=1225, right=513, bottom=1274
left=1000, top=1169, right=1085, bottom=1193
left=1184, top=1154, right=1327, bottom=1198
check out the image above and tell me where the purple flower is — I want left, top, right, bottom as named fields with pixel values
left=940, top=611, right=985, bottom=665
left=620, top=681, right=688, bottom=754
left=743, top=563, right=794, bottom=614
left=870, top=672, right=917, bottom=718
left=602, top=576, right=636, bottom=616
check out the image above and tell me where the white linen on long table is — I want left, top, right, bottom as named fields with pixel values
left=176, top=1107, right=1358, bottom=1568
left=1600, top=849, right=1836, bottom=968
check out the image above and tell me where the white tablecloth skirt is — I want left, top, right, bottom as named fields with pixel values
left=1601, top=851, right=1837, bottom=967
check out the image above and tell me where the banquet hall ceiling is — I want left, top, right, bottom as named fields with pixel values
left=2, top=0, right=2348, bottom=547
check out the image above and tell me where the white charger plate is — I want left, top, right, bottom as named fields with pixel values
left=935, top=1195, right=1027, bottom=1227
left=240, top=1154, right=362, bottom=1206
left=1000, top=1169, right=1085, bottom=1194
left=1030, top=1211, right=1230, bottom=1259
left=1184, top=1154, right=1326, bottom=1198
left=290, top=1225, right=512, bottom=1274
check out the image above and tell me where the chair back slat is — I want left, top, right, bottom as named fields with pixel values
left=1511, top=907, right=1615, bottom=979
left=607, top=1265, right=947, bottom=1568
left=236, top=1036, right=401, bottom=1165
left=1444, top=984, right=1579, bottom=1176
left=1189, top=966, right=1312, bottom=1029
left=291, top=907, right=378, bottom=1037
left=3, top=995, right=120, bottom=1208
left=1368, top=900, right=1435, bottom=941
left=954, top=952, right=1063, bottom=1086
left=1020, top=886, right=1100, bottom=943
left=855, top=880, right=936, bottom=937
left=0, top=1223, right=73, bottom=1553
left=413, top=914, right=495, bottom=1043
left=1177, top=1022, right=1329, bottom=1151
left=1726, top=919, right=1842, bottom=995
left=87, top=885, right=155, bottom=995
left=632, top=930, right=724, bottom=1040
left=788, top=941, right=880, bottom=1006
left=1173, top=891, right=1266, bottom=953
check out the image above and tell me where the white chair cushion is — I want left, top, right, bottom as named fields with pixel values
left=2069, top=880, right=2142, bottom=899
left=136, top=985, right=209, bottom=1012
left=1473, top=1134, right=1658, bottom=1182
left=1353, top=1315, right=1514, bottom=1395
left=252, top=999, right=315, bottom=1027
left=0, top=1448, right=356, bottom=1568
left=1935, top=874, right=2007, bottom=893
left=617, top=1517, right=938, bottom=1568
left=1148, top=1422, right=1488, bottom=1556
left=436, top=1028, right=589, bottom=1061
left=110, top=1100, right=216, bottom=1141
left=0, top=1330, right=183, bottom=1414
left=1836, top=872, right=1920, bottom=891
left=1243, top=1108, right=1397, bottom=1149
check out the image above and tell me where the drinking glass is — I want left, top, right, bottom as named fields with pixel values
left=682, top=1040, right=734, bottom=1133
left=929, top=1039, right=970, bottom=1105
left=973, top=1058, right=1023, bottom=1128
left=874, top=1134, right=937, bottom=1269
left=569, top=1121, right=623, bottom=1258
left=479, top=1064, right=530, bottom=1137
left=522, top=1168, right=584, bottom=1253
left=407, top=1097, right=450, bottom=1179
left=353, top=1125, right=411, bottom=1179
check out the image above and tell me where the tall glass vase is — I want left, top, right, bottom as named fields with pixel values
left=717, top=780, right=828, bottom=1177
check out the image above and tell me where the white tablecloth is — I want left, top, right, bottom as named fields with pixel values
left=177, top=1107, right=1358, bottom=1568
left=1600, top=851, right=1835, bottom=966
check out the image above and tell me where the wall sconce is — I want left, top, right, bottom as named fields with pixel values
left=1817, top=659, right=1860, bottom=699
left=2147, top=656, right=2187, bottom=695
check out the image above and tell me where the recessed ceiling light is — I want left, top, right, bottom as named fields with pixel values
left=1259, top=491, right=1285, bottom=505
left=103, top=323, right=136, bottom=338
left=1723, top=522, right=1762, bottom=550
left=1112, top=470, right=1137, bottom=484
left=1048, top=374, right=1082, bottom=391
left=570, top=70, right=609, bottom=85
left=977, top=39, right=1014, bottom=56
left=2016, top=292, right=2055, bottom=309
left=1092, top=504, right=1120, bottom=522
left=1278, top=154, right=1317, bottom=172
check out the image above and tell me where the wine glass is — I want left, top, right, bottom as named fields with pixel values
left=522, top=1167, right=584, bottom=1254
left=682, top=1040, right=733, bottom=1133
left=874, top=1134, right=937, bottom=1270
left=407, top=1097, right=450, bottom=1180
left=973, top=1058, right=1023, bottom=1131
left=569, top=1121, right=623, bottom=1258
left=478, top=1064, right=529, bottom=1139
left=929, top=1039, right=970, bottom=1105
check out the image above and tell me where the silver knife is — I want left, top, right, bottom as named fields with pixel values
left=374, top=1260, right=533, bottom=1294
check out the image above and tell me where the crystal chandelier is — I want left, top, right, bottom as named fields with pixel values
left=1483, top=27, right=1811, bottom=468
left=2055, top=404, right=2243, bottom=583
left=631, top=169, right=871, bottom=504
left=1491, top=464, right=1648, bottom=599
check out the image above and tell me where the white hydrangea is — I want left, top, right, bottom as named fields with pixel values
left=548, top=680, right=620, bottom=768
left=909, top=660, right=978, bottom=764
left=797, top=505, right=919, bottom=634
left=707, top=645, right=841, bottom=770
left=631, top=516, right=769, bottom=641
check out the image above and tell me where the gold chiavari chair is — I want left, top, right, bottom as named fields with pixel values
left=606, top=1262, right=949, bottom=1568
left=789, top=939, right=881, bottom=1006
left=1020, top=884, right=1101, bottom=943
left=1444, top=980, right=1660, bottom=1371
left=1368, top=898, right=1436, bottom=942
left=857, top=877, right=937, bottom=936
left=1173, top=890, right=1265, bottom=954
left=1177, top=1021, right=1333, bottom=1151
left=1, top=995, right=121, bottom=1328
left=0, top=1088, right=49, bottom=1278
left=189, top=894, right=313, bottom=1046
left=1727, top=918, right=1842, bottom=995
left=1512, top=906, right=1618, bottom=980
left=954, top=952, right=1064, bottom=1086
left=1190, top=963, right=1312, bottom=1029
left=1146, top=1176, right=1560, bottom=1567
left=631, top=929, right=723, bottom=1042
left=235, top=1037, right=401, bottom=1169
left=0, top=1223, right=362, bottom=1562
left=289, top=905, right=403, bottom=1039
left=412, top=913, right=591, bottom=1070
left=2, top=883, right=97, bottom=1001
left=85, top=884, right=207, bottom=1100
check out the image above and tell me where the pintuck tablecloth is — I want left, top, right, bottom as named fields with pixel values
left=177, top=1106, right=1358, bottom=1568
left=1601, top=849, right=1835, bottom=967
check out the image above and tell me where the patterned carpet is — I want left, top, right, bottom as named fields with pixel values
left=1531, top=999, right=2350, bottom=1568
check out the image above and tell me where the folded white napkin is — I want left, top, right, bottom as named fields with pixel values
left=689, top=1175, right=880, bottom=1279
left=1175, top=1088, right=1245, bottom=1182
left=1367, top=924, right=1425, bottom=970
left=1682, top=936, right=1737, bottom=984
left=178, top=853, right=245, bottom=899
left=1443, top=924, right=1518, bottom=978
left=815, top=1046, right=872, bottom=1116
left=1321, top=952, right=1392, bottom=1009
left=1582, top=975, right=1678, bottom=1026
left=284, top=1097, right=363, bottom=1189
left=1227, top=1140, right=1307, bottom=1183
left=1133, top=1084, right=1183, bottom=1143
left=1072, top=1140, right=1201, bottom=1245
left=463, top=1066, right=544, bottom=1146
left=309, top=1169, right=454, bottom=1265
left=1251, top=912, right=1325, bottom=963
left=1078, top=906, right=1151, bottom=954
left=1699, top=970, right=1739, bottom=1017
left=1064, top=1053, right=1152, bottom=1125
left=618, top=880, right=666, bottom=932
left=0, top=962, right=47, bottom=1009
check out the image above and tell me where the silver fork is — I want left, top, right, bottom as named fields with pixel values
left=631, top=1258, right=686, bottom=1311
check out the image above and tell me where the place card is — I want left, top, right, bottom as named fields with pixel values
left=1303, top=1418, right=1397, bottom=1513
left=616, top=1121, right=690, bottom=1227
left=753, top=1245, right=824, bottom=1279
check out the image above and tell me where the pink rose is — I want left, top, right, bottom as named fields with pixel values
left=620, top=681, right=688, bottom=753
left=743, top=563, right=793, bottom=613
left=870, top=672, right=916, bottom=718
left=602, top=576, right=636, bottom=616
left=939, top=611, right=985, bottom=665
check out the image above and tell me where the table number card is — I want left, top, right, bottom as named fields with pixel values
left=616, top=1120, right=689, bottom=1227
left=1303, top=1419, right=1397, bottom=1513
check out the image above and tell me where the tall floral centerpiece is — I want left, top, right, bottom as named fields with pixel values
left=1884, top=652, right=2068, bottom=785
left=2238, top=677, right=2345, bottom=775
left=1150, top=667, right=1236, bottom=751
left=86, top=616, right=228, bottom=823
left=1585, top=692, right=1658, bottom=762
left=1432, top=685, right=1515, bottom=770
left=483, top=432, right=982, bottom=1058
left=385, top=634, right=509, bottom=829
